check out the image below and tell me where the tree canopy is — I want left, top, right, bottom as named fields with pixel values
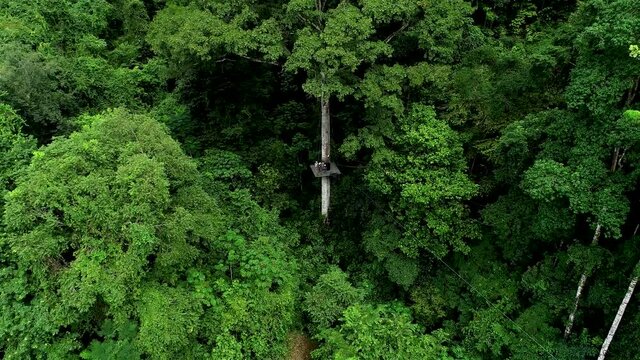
left=0, top=0, right=639, bottom=359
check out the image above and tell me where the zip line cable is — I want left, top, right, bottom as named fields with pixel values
left=354, top=187, right=558, bottom=359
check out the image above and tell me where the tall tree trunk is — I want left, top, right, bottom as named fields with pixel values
left=564, top=224, right=602, bottom=338
left=320, top=96, right=330, bottom=220
left=565, top=148, right=623, bottom=338
left=598, top=274, right=638, bottom=360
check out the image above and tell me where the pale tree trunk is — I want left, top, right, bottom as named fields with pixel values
left=598, top=274, right=638, bottom=360
left=320, top=97, right=330, bottom=220
left=564, top=224, right=602, bottom=338
left=565, top=148, right=624, bottom=338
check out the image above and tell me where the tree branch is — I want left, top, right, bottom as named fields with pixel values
left=298, top=14, right=322, bottom=32
left=214, top=54, right=280, bottom=67
left=385, top=22, right=410, bottom=43
left=237, top=55, right=280, bottom=66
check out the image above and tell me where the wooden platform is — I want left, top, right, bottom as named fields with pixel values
left=310, top=161, right=341, bottom=177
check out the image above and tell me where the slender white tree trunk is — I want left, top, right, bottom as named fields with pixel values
left=565, top=149, right=625, bottom=338
left=565, top=224, right=602, bottom=338
left=598, top=275, right=638, bottom=360
left=320, top=97, right=330, bottom=220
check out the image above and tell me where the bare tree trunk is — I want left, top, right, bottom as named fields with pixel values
left=598, top=275, right=638, bottom=360
left=565, top=224, right=602, bottom=338
left=320, top=97, right=330, bottom=220
left=565, top=148, right=623, bottom=338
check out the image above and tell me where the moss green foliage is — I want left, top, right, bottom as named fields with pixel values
left=304, top=267, right=365, bottom=331
left=312, top=303, right=459, bottom=360
left=0, top=110, right=297, bottom=359
left=1, top=0, right=640, bottom=359
left=0, top=105, right=36, bottom=209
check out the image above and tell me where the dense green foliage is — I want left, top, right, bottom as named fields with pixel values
left=0, top=0, right=639, bottom=359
